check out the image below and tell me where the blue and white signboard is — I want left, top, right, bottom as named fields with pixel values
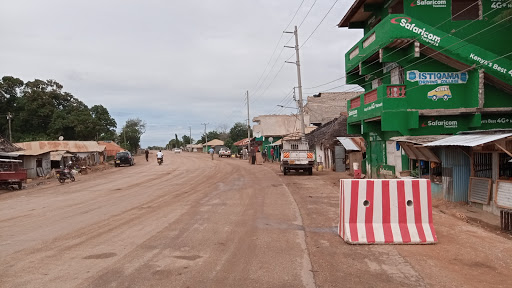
left=407, top=70, right=468, bottom=85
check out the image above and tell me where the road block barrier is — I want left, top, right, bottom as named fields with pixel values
left=338, top=179, right=437, bottom=244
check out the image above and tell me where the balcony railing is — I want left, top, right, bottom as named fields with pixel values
left=387, top=85, right=406, bottom=98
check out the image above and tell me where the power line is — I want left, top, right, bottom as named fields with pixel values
left=298, top=0, right=318, bottom=28
left=302, top=0, right=509, bottom=91
left=251, top=0, right=307, bottom=94
left=300, top=0, right=339, bottom=48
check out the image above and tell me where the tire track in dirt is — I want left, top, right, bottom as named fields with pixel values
left=0, top=154, right=237, bottom=286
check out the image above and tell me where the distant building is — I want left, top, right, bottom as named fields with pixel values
left=304, top=92, right=362, bottom=126
left=15, top=141, right=106, bottom=178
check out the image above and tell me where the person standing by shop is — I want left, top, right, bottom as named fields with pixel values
left=270, top=148, right=274, bottom=163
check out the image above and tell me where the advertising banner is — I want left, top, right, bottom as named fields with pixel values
left=407, top=70, right=468, bottom=85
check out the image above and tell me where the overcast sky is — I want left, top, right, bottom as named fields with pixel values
left=0, top=0, right=362, bottom=147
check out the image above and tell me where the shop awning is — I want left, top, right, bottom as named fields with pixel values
left=390, top=136, right=443, bottom=163
left=424, top=133, right=512, bottom=147
left=268, top=139, right=282, bottom=146
left=336, top=137, right=360, bottom=151
left=50, top=151, right=73, bottom=161
left=0, top=152, right=21, bottom=157
left=390, top=135, right=449, bottom=145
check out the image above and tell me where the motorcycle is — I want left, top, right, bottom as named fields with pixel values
left=157, top=158, right=163, bottom=165
left=57, top=167, right=75, bottom=183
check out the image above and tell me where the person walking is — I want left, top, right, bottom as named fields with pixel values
left=145, top=149, right=149, bottom=162
left=270, top=148, right=274, bottom=163
left=262, top=148, right=267, bottom=163
left=242, top=147, right=248, bottom=160
left=209, top=147, right=214, bottom=160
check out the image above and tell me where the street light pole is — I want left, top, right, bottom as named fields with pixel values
left=285, top=26, right=306, bottom=139
left=246, top=90, right=251, bottom=154
left=201, top=123, right=209, bottom=151
left=6, top=112, right=13, bottom=143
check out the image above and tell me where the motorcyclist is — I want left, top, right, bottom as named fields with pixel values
left=156, top=150, right=164, bottom=163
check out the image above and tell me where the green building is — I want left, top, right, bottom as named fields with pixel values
left=339, top=0, right=512, bottom=178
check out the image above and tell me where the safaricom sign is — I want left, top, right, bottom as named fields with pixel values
left=391, top=17, right=441, bottom=46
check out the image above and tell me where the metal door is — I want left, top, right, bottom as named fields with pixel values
left=335, top=145, right=346, bottom=172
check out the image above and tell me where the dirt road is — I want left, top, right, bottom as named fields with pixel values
left=1, top=152, right=511, bottom=287
left=0, top=153, right=314, bottom=287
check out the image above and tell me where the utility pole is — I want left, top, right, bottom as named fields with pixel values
left=285, top=26, right=306, bottom=139
left=6, top=112, right=13, bottom=142
left=201, top=123, right=209, bottom=151
left=189, top=126, right=192, bottom=145
left=246, top=90, right=251, bottom=154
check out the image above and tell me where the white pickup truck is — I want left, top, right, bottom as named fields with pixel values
left=218, top=148, right=231, bottom=158
left=281, top=139, right=315, bottom=175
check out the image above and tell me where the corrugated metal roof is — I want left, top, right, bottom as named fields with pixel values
left=424, top=133, right=512, bottom=147
left=336, top=137, right=360, bottom=151
left=15, top=141, right=105, bottom=156
left=98, top=141, right=124, bottom=156
left=390, top=135, right=449, bottom=145
left=50, top=151, right=73, bottom=161
left=233, top=138, right=250, bottom=146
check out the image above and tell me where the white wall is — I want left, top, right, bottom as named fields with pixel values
left=386, top=141, right=403, bottom=177
left=22, top=153, right=51, bottom=179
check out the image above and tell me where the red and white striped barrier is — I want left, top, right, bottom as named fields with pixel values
left=338, top=179, right=437, bottom=244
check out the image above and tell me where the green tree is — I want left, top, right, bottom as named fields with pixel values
left=120, top=118, right=146, bottom=153
left=48, top=96, right=98, bottom=140
left=200, top=131, right=220, bottom=144
left=90, top=105, right=117, bottom=141
left=182, top=135, right=193, bottom=145
left=0, top=76, right=24, bottom=137
left=14, top=79, right=73, bottom=141
left=229, top=122, right=250, bottom=143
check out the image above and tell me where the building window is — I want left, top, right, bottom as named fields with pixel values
left=499, top=153, right=512, bottom=179
left=473, top=152, right=492, bottom=178
left=431, top=162, right=443, bottom=184
left=452, top=0, right=481, bottom=21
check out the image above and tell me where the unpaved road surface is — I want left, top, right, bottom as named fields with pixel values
left=1, top=152, right=511, bottom=288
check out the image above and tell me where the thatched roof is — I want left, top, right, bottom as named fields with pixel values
left=306, top=116, right=355, bottom=147
left=204, top=139, right=224, bottom=146
left=0, top=135, right=23, bottom=152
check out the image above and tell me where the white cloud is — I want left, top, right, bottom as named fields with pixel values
left=0, top=0, right=362, bottom=146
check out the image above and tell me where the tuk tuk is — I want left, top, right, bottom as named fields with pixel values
left=0, top=159, right=27, bottom=190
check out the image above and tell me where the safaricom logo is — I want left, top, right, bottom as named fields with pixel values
left=411, top=0, right=447, bottom=8
left=391, top=17, right=441, bottom=46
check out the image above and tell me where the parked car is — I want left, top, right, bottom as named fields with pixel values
left=174, top=148, right=182, bottom=153
left=219, top=148, right=231, bottom=158
left=115, top=151, right=134, bottom=167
